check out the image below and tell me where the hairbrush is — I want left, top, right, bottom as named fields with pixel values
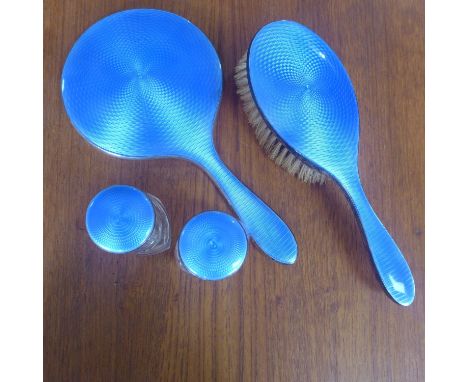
left=235, top=20, right=415, bottom=305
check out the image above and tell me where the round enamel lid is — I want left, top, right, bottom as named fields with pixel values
left=86, top=185, right=155, bottom=253
left=178, top=211, right=248, bottom=280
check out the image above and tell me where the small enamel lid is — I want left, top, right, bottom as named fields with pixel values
left=86, top=185, right=155, bottom=254
left=178, top=211, right=248, bottom=280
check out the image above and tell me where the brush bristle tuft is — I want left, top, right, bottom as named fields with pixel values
left=234, top=53, right=326, bottom=185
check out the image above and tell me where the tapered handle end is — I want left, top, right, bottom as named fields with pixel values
left=378, top=252, right=415, bottom=306
left=197, top=149, right=298, bottom=265
left=342, top=175, right=416, bottom=306
left=249, top=222, right=297, bottom=264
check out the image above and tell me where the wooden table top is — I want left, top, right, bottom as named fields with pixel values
left=44, top=1, right=424, bottom=380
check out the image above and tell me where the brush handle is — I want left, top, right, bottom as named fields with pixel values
left=194, top=149, right=297, bottom=264
left=340, top=174, right=415, bottom=306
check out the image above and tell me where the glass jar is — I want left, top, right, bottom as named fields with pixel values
left=86, top=185, right=171, bottom=255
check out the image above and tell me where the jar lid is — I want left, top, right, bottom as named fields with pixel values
left=86, top=185, right=155, bottom=254
left=177, top=211, right=248, bottom=280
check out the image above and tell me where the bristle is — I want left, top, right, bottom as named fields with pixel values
left=234, top=52, right=326, bottom=185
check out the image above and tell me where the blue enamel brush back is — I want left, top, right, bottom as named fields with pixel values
left=248, top=20, right=360, bottom=177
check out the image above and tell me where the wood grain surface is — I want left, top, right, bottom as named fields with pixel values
left=44, top=1, right=424, bottom=381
